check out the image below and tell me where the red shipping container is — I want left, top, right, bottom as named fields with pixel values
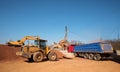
left=68, top=45, right=74, bottom=52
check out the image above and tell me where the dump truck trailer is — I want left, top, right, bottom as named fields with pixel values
left=68, top=42, right=114, bottom=60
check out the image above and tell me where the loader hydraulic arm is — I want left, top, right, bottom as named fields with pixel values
left=7, top=36, right=40, bottom=46
left=19, top=36, right=40, bottom=44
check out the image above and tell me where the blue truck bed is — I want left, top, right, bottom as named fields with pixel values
left=74, top=42, right=113, bottom=53
left=72, top=42, right=114, bottom=60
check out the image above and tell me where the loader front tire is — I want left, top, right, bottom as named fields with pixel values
left=48, top=52, right=58, bottom=61
left=33, top=52, right=43, bottom=62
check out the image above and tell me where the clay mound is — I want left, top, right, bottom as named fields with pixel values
left=0, top=44, right=23, bottom=61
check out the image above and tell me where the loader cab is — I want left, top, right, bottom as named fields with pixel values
left=34, top=39, right=47, bottom=50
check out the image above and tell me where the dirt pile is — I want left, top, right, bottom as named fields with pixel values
left=0, top=44, right=23, bottom=61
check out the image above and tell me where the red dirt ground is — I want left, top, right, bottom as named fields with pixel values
left=0, top=45, right=23, bottom=61
left=0, top=45, right=120, bottom=72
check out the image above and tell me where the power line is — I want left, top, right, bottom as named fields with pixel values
left=117, top=28, right=120, bottom=41
left=104, top=24, right=120, bottom=40
left=69, top=30, right=81, bottom=39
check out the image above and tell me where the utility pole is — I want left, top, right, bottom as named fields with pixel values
left=100, top=37, right=103, bottom=42
left=64, top=26, right=68, bottom=40
left=117, top=32, right=119, bottom=41
left=117, top=28, right=119, bottom=41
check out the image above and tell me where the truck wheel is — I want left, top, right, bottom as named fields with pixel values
left=93, top=54, right=101, bottom=60
left=88, top=53, right=94, bottom=60
left=74, top=53, right=78, bottom=57
left=48, top=52, right=58, bottom=61
left=78, top=53, right=82, bottom=57
left=33, top=52, right=44, bottom=62
left=83, top=53, right=89, bottom=59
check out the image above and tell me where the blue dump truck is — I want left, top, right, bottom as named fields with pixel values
left=69, top=42, right=114, bottom=60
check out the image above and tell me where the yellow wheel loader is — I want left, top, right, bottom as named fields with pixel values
left=14, top=36, right=58, bottom=62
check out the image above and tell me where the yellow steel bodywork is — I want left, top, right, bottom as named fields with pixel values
left=14, top=36, right=51, bottom=59
left=8, top=41, right=22, bottom=46
left=8, top=36, right=40, bottom=46
left=17, top=45, right=51, bottom=58
left=22, top=46, right=40, bottom=53
left=23, top=46, right=50, bottom=54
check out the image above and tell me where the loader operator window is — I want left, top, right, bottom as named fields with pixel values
left=34, top=40, right=39, bottom=46
left=40, top=41, right=46, bottom=50
left=34, top=40, right=46, bottom=50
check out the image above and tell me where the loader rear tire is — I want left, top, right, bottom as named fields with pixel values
left=48, top=52, right=58, bottom=61
left=33, top=52, right=44, bottom=62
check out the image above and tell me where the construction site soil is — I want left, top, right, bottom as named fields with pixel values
left=0, top=45, right=23, bottom=61
left=0, top=44, right=120, bottom=72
